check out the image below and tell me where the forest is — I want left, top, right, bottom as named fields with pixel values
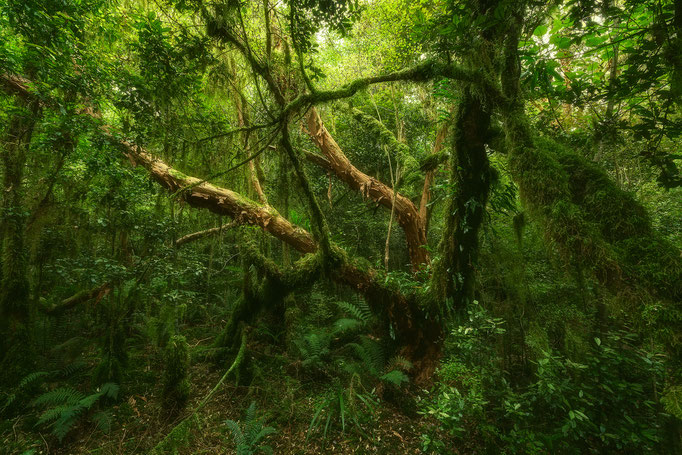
left=0, top=0, right=681, bottom=453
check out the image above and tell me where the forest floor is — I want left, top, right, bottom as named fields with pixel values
left=1, top=325, right=461, bottom=454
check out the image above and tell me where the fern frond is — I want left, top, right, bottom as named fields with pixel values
left=33, top=388, right=84, bottom=407
left=36, top=405, right=75, bottom=426
left=92, top=410, right=113, bottom=433
left=2, top=393, right=17, bottom=410
left=336, top=300, right=372, bottom=324
left=245, top=401, right=256, bottom=425
left=53, top=407, right=81, bottom=442
left=78, top=393, right=101, bottom=409
left=380, top=370, right=409, bottom=386
left=18, top=371, right=50, bottom=389
left=58, top=359, right=88, bottom=378
left=662, top=385, right=682, bottom=419
left=332, top=318, right=364, bottom=335
left=98, top=382, right=120, bottom=400
left=386, top=355, right=413, bottom=372
left=224, top=419, right=245, bottom=446
left=252, top=426, right=276, bottom=443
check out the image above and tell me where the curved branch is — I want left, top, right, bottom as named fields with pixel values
left=119, top=139, right=317, bottom=254
left=306, top=107, right=428, bottom=268
left=282, top=60, right=478, bottom=117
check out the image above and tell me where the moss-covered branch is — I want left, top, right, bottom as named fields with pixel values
left=349, top=107, right=419, bottom=178
left=282, top=60, right=478, bottom=117
left=41, top=283, right=111, bottom=315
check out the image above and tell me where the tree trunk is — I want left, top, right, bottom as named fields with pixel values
left=430, top=90, right=492, bottom=312
left=419, top=122, right=449, bottom=231
left=1, top=101, right=38, bottom=323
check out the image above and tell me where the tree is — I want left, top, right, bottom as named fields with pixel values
left=1, top=0, right=680, bottom=385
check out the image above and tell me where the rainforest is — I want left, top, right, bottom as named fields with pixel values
left=1, top=0, right=682, bottom=453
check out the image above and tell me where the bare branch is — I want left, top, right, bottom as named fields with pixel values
left=175, top=222, right=237, bottom=247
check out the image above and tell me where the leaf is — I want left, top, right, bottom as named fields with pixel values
left=533, top=25, right=548, bottom=37
left=380, top=370, right=409, bottom=386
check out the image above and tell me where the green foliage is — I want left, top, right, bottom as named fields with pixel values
left=2, top=371, right=49, bottom=411
left=422, top=301, right=666, bottom=454
left=295, top=328, right=332, bottom=372
left=1, top=0, right=680, bottom=452
left=308, top=377, right=378, bottom=440
left=292, top=298, right=410, bottom=440
left=662, top=386, right=682, bottom=420
left=33, top=382, right=119, bottom=442
left=223, top=402, right=276, bottom=455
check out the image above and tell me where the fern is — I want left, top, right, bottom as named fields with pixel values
left=332, top=318, right=364, bottom=335
left=662, top=385, right=682, bottom=420
left=92, top=410, right=114, bottom=433
left=295, top=329, right=332, bottom=370
left=386, top=355, right=413, bottom=373
left=224, top=402, right=275, bottom=455
left=58, top=360, right=88, bottom=378
left=348, top=336, right=385, bottom=376
left=33, top=388, right=85, bottom=407
left=380, top=370, right=409, bottom=386
left=33, top=383, right=119, bottom=442
left=2, top=371, right=50, bottom=412
left=336, top=300, right=372, bottom=325
left=19, top=371, right=50, bottom=389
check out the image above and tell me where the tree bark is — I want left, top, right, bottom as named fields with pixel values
left=419, top=122, right=449, bottom=231
left=121, top=140, right=318, bottom=254
left=305, top=107, right=428, bottom=268
left=42, top=283, right=111, bottom=315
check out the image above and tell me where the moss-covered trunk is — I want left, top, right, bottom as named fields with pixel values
left=431, top=90, right=492, bottom=312
left=1, top=102, right=37, bottom=326
left=0, top=100, right=38, bottom=377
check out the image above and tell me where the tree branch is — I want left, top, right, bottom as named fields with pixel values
left=42, top=283, right=111, bottom=315
left=175, top=222, right=237, bottom=247
left=305, top=107, right=428, bottom=267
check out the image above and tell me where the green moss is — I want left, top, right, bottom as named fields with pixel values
left=350, top=107, right=419, bottom=177
left=168, top=168, right=188, bottom=180
left=149, top=414, right=197, bottom=455
left=162, top=334, right=191, bottom=411
left=505, top=132, right=682, bottom=358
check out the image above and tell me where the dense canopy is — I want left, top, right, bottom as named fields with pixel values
left=1, top=0, right=681, bottom=453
